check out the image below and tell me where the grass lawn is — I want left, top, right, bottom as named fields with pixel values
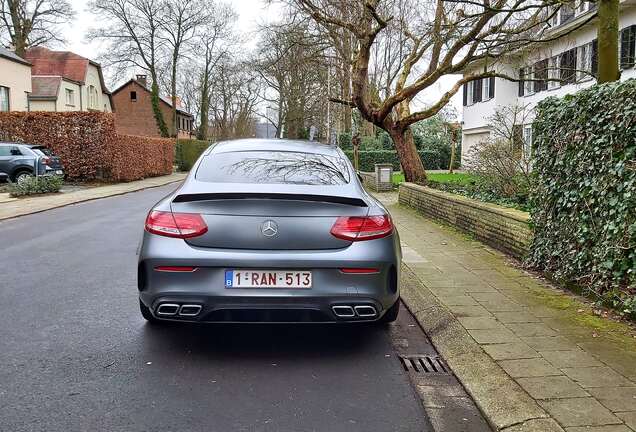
left=392, top=171, right=476, bottom=185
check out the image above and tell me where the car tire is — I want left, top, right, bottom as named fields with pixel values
left=13, top=170, right=33, bottom=183
left=139, top=299, right=160, bottom=324
left=379, top=299, right=400, bottom=324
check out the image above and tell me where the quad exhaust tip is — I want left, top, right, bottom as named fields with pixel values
left=179, top=304, right=202, bottom=317
left=354, top=305, right=377, bottom=318
left=156, top=303, right=180, bottom=316
left=332, top=305, right=355, bottom=318
left=332, top=305, right=378, bottom=319
left=156, top=303, right=202, bottom=317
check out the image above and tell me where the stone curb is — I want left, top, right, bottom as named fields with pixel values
left=0, top=173, right=187, bottom=222
left=399, top=264, right=562, bottom=432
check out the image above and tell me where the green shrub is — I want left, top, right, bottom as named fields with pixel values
left=175, top=139, right=211, bottom=171
left=529, top=79, right=636, bottom=316
left=338, top=132, right=352, bottom=149
left=9, top=175, right=63, bottom=197
left=342, top=150, right=444, bottom=171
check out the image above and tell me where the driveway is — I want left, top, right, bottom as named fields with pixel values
left=0, top=184, right=445, bottom=432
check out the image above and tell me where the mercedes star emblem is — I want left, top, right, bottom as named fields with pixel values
left=261, top=220, right=278, bottom=237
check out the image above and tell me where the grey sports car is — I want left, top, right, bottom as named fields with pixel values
left=137, top=139, right=401, bottom=324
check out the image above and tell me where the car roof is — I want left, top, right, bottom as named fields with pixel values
left=210, top=139, right=342, bottom=156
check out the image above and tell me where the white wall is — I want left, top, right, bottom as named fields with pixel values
left=461, top=5, right=636, bottom=158
left=83, top=63, right=111, bottom=112
left=30, top=100, right=56, bottom=111
left=56, top=80, right=82, bottom=112
left=0, top=57, right=32, bottom=111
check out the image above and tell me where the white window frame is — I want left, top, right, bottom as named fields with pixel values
left=548, top=56, right=560, bottom=89
left=65, top=88, right=75, bottom=106
left=0, top=86, right=9, bottom=112
left=522, top=124, right=533, bottom=158
left=523, top=65, right=534, bottom=96
left=483, top=78, right=491, bottom=101
left=467, top=80, right=474, bottom=105
left=88, top=85, right=98, bottom=109
left=575, top=1, right=590, bottom=16
left=578, top=43, right=593, bottom=81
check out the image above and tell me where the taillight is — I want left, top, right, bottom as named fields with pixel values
left=144, top=211, right=208, bottom=238
left=330, top=215, right=393, bottom=241
left=41, top=156, right=51, bottom=166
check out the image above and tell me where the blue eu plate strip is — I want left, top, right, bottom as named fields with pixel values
left=224, top=270, right=234, bottom=287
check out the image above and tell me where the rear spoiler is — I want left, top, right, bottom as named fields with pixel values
left=172, top=192, right=368, bottom=207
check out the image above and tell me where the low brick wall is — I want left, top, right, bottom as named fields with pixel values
left=359, top=171, right=393, bottom=192
left=398, top=182, right=532, bottom=258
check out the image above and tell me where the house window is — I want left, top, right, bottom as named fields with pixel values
left=578, top=42, right=593, bottom=80
left=559, top=3, right=575, bottom=24
left=524, top=66, right=534, bottom=95
left=522, top=125, right=533, bottom=158
left=534, top=59, right=548, bottom=92
left=130, top=91, right=137, bottom=102
left=548, top=56, right=560, bottom=89
left=65, top=88, right=75, bottom=106
left=88, top=85, right=98, bottom=109
left=560, top=48, right=577, bottom=84
left=620, top=25, right=636, bottom=69
left=575, top=1, right=591, bottom=15
left=0, top=86, right=9, bottom=112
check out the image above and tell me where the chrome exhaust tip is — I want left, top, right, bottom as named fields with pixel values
left=332, top=305, right=355, bottom=318
left=156, top=303, right=179, bottom=316
left=354, top=305, right=377, bottom=318
left=179, top=304, right=202, bottom=317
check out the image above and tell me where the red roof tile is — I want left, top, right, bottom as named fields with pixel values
left=24, top=47, right=88, bottom=83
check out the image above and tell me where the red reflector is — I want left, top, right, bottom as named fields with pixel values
left=330, top=215, right=393, bottom=241
left=145, top=211, right=208, bottom=239
left=154, top=266, right=198, bottom=272
left=340, top=268, right=380, bottom=274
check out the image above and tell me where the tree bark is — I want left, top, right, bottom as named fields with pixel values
left=597, top=0, right=620, bottom=83
left=387, top=126, right=426, bottom=183
left=171, top=52, right=179, bottom=138
left=150, top=72, right=169, bottom=138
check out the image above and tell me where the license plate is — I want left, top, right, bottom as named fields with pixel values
left=225, top=270, right=312, bottom=288
left=55, top=170, right=63, bottom=175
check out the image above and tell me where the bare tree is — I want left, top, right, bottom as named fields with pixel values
left=160, top=0, right=208, bottom=137
left=291, top=0, right=591, bottom=182
left=88, top=0, right=169, bottom=136
left=0, top=0, right=74, bottom=56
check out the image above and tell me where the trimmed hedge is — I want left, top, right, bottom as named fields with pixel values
left=175, top=139, right=211, bottom=171
left=529, top=79, right=636, bottom=315
left=343, top=150, right=444, bottom=171
left=0, top=112, right=173, bottom=182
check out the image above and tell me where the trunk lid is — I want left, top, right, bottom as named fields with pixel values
left=171, top=194, right=369, bottom=250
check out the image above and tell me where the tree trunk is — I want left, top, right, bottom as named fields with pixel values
left=197, top=83, right=209, bottom=140
left=448, top=140, right=456, bottom=174
left=388, top=127, right=426, bottom=183
left=171, top=55, right=179, bottom=138
left=150, top=72, right=169, bottom=137
left=597, top=0, right=620, bottom=83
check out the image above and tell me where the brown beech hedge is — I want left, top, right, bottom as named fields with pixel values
left=0, top=112, right=173, bottom=182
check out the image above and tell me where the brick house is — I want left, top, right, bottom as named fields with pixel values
left=111, top=75, right=194, bottom=138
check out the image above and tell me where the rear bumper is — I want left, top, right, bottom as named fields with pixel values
left=138, top=231, right=401, bottom=323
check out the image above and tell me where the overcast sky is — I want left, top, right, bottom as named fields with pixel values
left=60, top=0, right=461, bottom=117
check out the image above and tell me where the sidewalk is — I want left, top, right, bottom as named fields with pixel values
left=376, top=192, right=636, bottom=432
left=0, top=173, right=186, bottom=221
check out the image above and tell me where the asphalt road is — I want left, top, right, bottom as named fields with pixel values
left=0, top=185, right=433, bottom=432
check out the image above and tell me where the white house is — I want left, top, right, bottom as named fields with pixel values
left=23, top=47, right=112, bottom=112
left=461, top=1, right=636, bottom=160
left=0, top=46, right=32, bottom=112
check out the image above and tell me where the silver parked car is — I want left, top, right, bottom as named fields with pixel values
left=137, top=139, right=401, bottom=324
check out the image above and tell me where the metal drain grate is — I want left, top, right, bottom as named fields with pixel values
left=399, top=355, right=450, bottom=374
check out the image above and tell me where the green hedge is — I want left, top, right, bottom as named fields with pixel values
left=9, top=175, right=63, bottom=197
left=529, top=79, right=636, bottom=315
left=343, top=150, right=445, bottom=171
left=175, top=139, right=211, bottom=171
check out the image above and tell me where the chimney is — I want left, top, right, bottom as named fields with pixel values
left=136, top=74, right=148, bottom=88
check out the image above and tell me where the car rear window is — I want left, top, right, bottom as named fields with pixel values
left=31, top=146, right=53, bottom=156
left=195, top=151, right=351, bottom=185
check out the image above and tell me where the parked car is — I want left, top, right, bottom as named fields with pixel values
left=0, top=143, right=64, bottom=183
left=138, top=139, right=401, bottom=324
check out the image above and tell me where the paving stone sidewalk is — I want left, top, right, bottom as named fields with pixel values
left=0, top=173, right=186, bottom=221
left=376, top=192, right=636, bottom=432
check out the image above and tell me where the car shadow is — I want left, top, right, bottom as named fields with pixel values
left=139, top=321, right=389, bottom=361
